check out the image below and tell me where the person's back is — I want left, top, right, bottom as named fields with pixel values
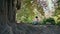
left=32, top=16, right=38, bottom=25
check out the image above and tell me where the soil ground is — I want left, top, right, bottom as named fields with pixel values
left=0, top=23, right=60, bottom=34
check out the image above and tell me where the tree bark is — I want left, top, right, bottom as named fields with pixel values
left=0, top=0, right=21, bottom=34
left=0, top=0, right=8, bottom=25
left=0, top=0, right=21, bottom=24
left=7, top=0, right=21, bottom=23
left=7, top=0, right=16, bottom=23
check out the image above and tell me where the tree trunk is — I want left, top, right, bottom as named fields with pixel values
left=7, top=0, right=21, bottom=23
left=0, top=0, right=8, bottom=25
left=0, top=0, right=21, bottom=24
left=0, top=0, right=21, bottom=34
left=7, top=0, right=16, bottom=23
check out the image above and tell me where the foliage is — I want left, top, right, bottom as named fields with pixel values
left=56, top=0, right=60, bottom=10
left=40, top=17, right=47, bottom=25
left=46, top=18, right=55, bottom=25
left=55, top=10, right=60, bottom=16
left=53, top=15, right=60, bottom=24
left=16, top=0, right=44, bottom=22
left=16, top=0, right=60, bottom=25
left=40, top=17, right=55, bottom=25
left=16, top=0, right=34, bottom=22
left=53, top=0, right=60, bottom=25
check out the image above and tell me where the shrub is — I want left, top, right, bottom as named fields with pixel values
left=45, top=18, right=55, bottom=25
left=56, top=21, right=60, bottom=26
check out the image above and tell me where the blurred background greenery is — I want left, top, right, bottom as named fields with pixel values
left=16, top=0, right=60, bottom=25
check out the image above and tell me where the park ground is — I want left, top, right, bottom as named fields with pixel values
left=1, top=23, right=60, bottom=34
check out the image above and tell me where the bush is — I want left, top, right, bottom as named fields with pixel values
left=40, top=17, right=47, bottom=25
left=53, top=15, right=60, bottom=24
left=56, top=21, right=60, bottom=26
left=41, top=18, right=55, bottom=25
left=45, top=18, right=55, bottom=25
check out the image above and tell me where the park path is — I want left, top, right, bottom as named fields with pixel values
left=16, top=23, right=60, bottom=34
left=0, top=23, right=60, bottom=34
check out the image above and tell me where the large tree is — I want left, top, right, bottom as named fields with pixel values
left=0, top=0, right=21, bottom=34
left=0, top=0, right=21, bottom=24
left=7, top=0, right=21, bottom=23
